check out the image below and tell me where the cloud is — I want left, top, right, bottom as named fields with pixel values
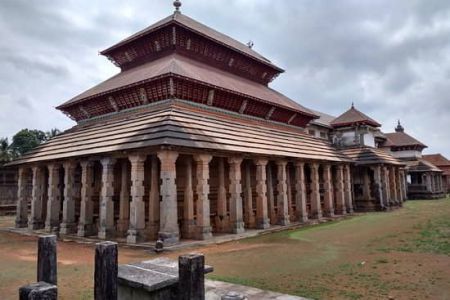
left=0, top=0, right=449, bottom=157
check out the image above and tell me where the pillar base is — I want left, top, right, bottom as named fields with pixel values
left=256, top=218, right=270, bottom=230
left=277, top=216, right=290, bottom=226
left=15, top=219, right=28, bottom=229
left=323, top=210, right=335, bottom=218
left=158, top=231, right=180, bottom=245
left=214, top=215, right=230, bottom=233
left=60, top=223, right=77, bottom=235
left=182, top=220, right=196, bottom=239
left=231, top=221, right=245, bottom=234
left=311, top=210, right=323, bottom=220
left=146, top=222, right=159, bottom=241
left=126, top=229, right=146, bottom=244
left=116, top=220, right=129, bottom=237
left=28, top=220, right=44, bottom=230
left=195, top=226, right=213, bottom=240
left=45, top=221, right=60, bottom=233
left=334, top=208, right=347, bottom=215
left=98, top=227, right=115, bottom=240
left=77, top=224, right=95, bottom=237
left=244, top=216, right=256, bottom=229
left=296, top=213, right=309, bottom=223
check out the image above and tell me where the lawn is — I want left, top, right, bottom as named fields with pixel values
left=1, top=198, right=449, bottom=299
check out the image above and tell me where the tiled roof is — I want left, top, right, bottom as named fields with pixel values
left=340, top=147, right=404, bottom=166
left=308, top=109, right=335, bottom=128
left=422, top=154, right=450, bottom=166
left=330, top=105, right=381, bottom=128
left=101, top=12, right=281, bottom=71
left=384, top=132, right=427, bottom=148
left=9, top=100, right=349, bottom=166
left=57, top=54, right=315, bottom=117
left=405, top=159, right=442, bottom=173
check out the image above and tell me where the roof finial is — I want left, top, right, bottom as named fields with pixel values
left=395, top=119, right=404, bottom=132
left=247, top=40, right=254, bottom=49
left=173, top=0, right=182, bottom=13
left=351, top=102, right=354, bottom=109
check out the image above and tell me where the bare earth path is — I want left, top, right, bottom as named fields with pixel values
left=0, top=199, right=449, bottom=300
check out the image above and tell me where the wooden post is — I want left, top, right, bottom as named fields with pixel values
left=19, top=282, right=57, bottom=300
left=37, top=235, right=57, bottom=285
left=178, top=254, right=205, bottom=300
left=95, top=241, right=118, bottom=300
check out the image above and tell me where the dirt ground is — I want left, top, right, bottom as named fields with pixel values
left=1, top=199, right=449, bottom=300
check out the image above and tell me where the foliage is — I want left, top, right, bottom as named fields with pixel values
left=0, top=138, right=12, bottom=165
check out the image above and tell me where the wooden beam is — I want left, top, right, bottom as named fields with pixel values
left=172, top=26, right=177, bottom=46
left=239, top=100, right=248, bottom=114
left=288, top=113, right=297, bottom=124
left=169, top=78, right=175, bottom=97
left=266, top=107, right=275, bottom=120
left=108, top=96, right=119, bottom=112
left=79, top=106, right=90, bottom=119
left=207, top=90, right=215, bottom=106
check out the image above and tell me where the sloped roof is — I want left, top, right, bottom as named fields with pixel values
left=422, top=154, right=450, bottom=166
left=405, top=159, right=442, bottom=173
left=384, top=132, right=427, bottom=148
left=57, top=54, right=315, bottom=117
left=101, top=12, right=282, bottom=71
left=9, top=100, right=349, bottom=166
left=340, top=147, right=404, bottom=166
left=331, top=105, right=381, bottom=128
left=308, top=109, right=335, bottom=128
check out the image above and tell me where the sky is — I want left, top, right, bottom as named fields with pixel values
left=0, top=0, right=449, bottom=157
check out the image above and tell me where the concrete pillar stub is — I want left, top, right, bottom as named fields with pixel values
left=334, top=165, right=347, bottom=215
left=158, top=150, right=180, bottom=244
left=29, top=166, right=45, bottom=230
left=194, top=154, right=213, bottom=240
left=78, top=160, right=95, bottom=237
left=60, top=161, right=78, bottom=235
left=310, top=162, right=322, bottom=219
left=98, top=158, right=116, bottom=240
left=228, top=157, right=245, bottom=234
left=45, top=164, right=62, bottom=233
left=215, top=157, right=229, bottom=232
left=344, top=165, right=354, bottom=214
left=254, top=158, right=270, bottom=229
left=16, top=167, right=30, bottom=228
left=276, top=160, right=290, bottom=225
left=323, top=164, right=334, bottom=217
left=182, top=156, right=195, bottom=239
left=147, top=156, right=160, bottom=240
left=127, top=154, right=147, bottom=244
left=294, top=161, right=308, bottom=222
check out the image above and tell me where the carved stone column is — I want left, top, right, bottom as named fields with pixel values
left=390, top=166, right=398, bottom=205
left=286, top=164, right=293, bottom=220
left=16, top=167, right=30, bottom=228
left=334, top=165, right=347, bottom=215
left=127, top=154, right=147, bottom=244
left=60, top=161, right=77, bottom=234
left=254, top=158, right=270, bottom=229
left=228, top=157, right=245, bottom=234
left=117, top=161, right=130, bottom=236
left=363, top=168, right=371, bottom=201
left=158, top=150, right=179, bottom=244
left=194, top=154, right=213, bottom=240
left=77, top=161, right=95, bottom=237
left=344, top=165, right=354, bottom=213
left=215, top=157, right=228, bottom=232
left=382, top=166, right=391, bottom=208
left=29, top=166, right=45, bottom=230
left=310, top=163, right=322, bottom=219
left=45, top=164, right=61, bottom=232
left=372, top=165, right=384, bottom=209
left=182, top=157, right=195, bottom=239
left=276, top=160, right=290, bottom=225
left=323, top=164, right=334, bottom=217
left=395, top=168, right=403, bottom=204
left=294, top=162, right=308, bottom=222
left=266, top=164, right=276, bottom=224
left=147, top=156, right=160, bottom=240
left=244, top=161, right=255, bottom=228
left=98, top=158, right=116, bottom=239
left=401, top=170, right=408, bottom=200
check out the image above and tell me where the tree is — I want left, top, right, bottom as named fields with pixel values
left=10, top=129, right=47, bottom=157
left=45, top=128, right=61, bottom=140
left=0, top=138, right=12, bottom=165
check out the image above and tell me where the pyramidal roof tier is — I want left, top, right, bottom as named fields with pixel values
left=330, top=104, right=381, bottom=128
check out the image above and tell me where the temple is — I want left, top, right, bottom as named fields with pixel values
left=8, top=1, right=415, bottom=245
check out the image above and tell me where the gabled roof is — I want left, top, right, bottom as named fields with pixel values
left=9, top=100, right=349, bottom=166
left=101, top=12, right=282, bottom=72
left=57, top=54, right=315, bottom=117
left=330, top=105, right=381, bottom=128
left=422, top=154, right=450, bottom=167
left=340, top=147, right=404, bottom=166
left=383, top=132, right=427, bottom=148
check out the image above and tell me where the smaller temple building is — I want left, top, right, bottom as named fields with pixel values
left=423, top=154, right=450, bottom=194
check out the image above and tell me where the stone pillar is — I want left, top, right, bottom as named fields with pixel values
left=194, top=154, right=213, bottom=240
left=286, top=164, right=294, bottom=220
left=29, top=166, right=45, bottom=230
left=344, top=165, right=354, bottom=213
left=182, top=157, right=195, bottom=239
left=117, top=161, right=130, bottom=236
left=294, top=162, right=308, bottom=222
left=390, top=166, right=398, bottom=205
left=395, top=168, right=403, bottom=204
left=157, top=150, right=179, bottom=244
left=401, top=170, right=408, bottom=200
left=425, top=173, right=432, bottom=193
left=323, top=164, right=334, bottom=217
left=16, top=167, right=30, bottom=228
left=266, top=164, right=276, bottom=224
left=254, top=159, right=270, bottom=229
left=228, top=157, right=245, bottom=234
left=372, top=165, right=384, bottom=209
left=382, top=166, right=391, bottom=208
left=310, top=163, right=322, bottom=219
left=147, top=156, right=160, bottom=240
left=77, top=161, right=95, bottom=237
left=60, top=161, right=77, bottom=235
left=334, top=165, right=347, bottom=215
left=127, top=154, right=147, bottom=244
left=243, top=161, right=255, bottom=228
left=363, top=168, right=371, bottom=200
left=98, top=158, right=116, bottom=239
left=215, top=157, right=228, bottom=232
left=276, top=160, right=290, bottom=225
left=45, top=164, right=61, bottom=232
